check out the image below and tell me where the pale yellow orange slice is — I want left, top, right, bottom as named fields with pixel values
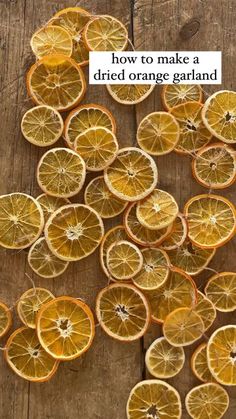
left=84, top=15, right=128, bottom=51
left=106, top=240, right=143, bottom=280
left=185, top=383, right=229, bottom=419
left=107, top=84, right=155, bottom=105
left=17, top=287, right=54, bottom=329
left=30, top=25, right=73, bottom=58
left=161, top=213, right=188, bottom=251
left=100, top=225, right=129, bottom=277
left=205, top=272, right=236, bottom=312
left=162, top=84, right=203, bottom=110
left=191, top=343, right=214, bottom=383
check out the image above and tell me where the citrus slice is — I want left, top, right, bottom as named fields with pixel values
left=106, top=240, right=143, bottom=280
left=193, top=291, right=216, bottom=332
left=27, top=54, right=86, bottom=112
left=100, top=225, right=129, bottom=277
left=0, top=193, right=44, bottom=249
left=167, top=239, right=216, bottom=276
left=5, top=327, right=58, bottom=382
left=137, top=111, right=180, bottom=156
left=84, top=176, right=127, bottom=219
left=202, top=90, right=236, bottom=144
left=84, top=15, right=128, bottom=51
left=132, top=248, right=170, bottom=291
left=127, top=379, right=182, bottom=419
left=191, top=343, right=214, bottom=383
left=207, top=325, right=236, bottom=386
left=104, top=147, right=158, bottom=202
left=64, top=104, right=116, bottom=148
left=137, top=189, right=179, bottom=230
left=30, top=25, right=73, bottom=58
left=37, top=148, right=86, bottom=198
left=170, top=101, right=212, bottom=154
left=36, top=194, right=70, bottom=223
left=145, top=267, right=197, bottom=323
left=124, top=203, right=172, bottom=247
left=192, top=143, right=236, bottom=189
left=17, top=287, right=54, bottom=328
left=0, top=301, right=12, bottom=338
left=107, top=84, right=155, bottom=105
left=185, top=383, right=229, bottom=419
left=161, top=213, right=188, bottom=251
left=163, top=307, right=204, bottom=347
left=205, top=272, right=236, bottom=312
left=28, top=237, right=69, bottom=278
left=21, top=105, right=64, bottom=147
left=184, top=194, right=236, bottom=248
left=96, top=283, right=150, bottom=341
left=45, top=204, right=104, bottom=261
left=162, top=84, right=203, bottom=110
left=74, top=127, right=118, bottom=171
left=145, top=337, right=185, bottom=378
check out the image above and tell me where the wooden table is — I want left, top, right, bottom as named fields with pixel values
left=0, top=1, right=235, bottom=418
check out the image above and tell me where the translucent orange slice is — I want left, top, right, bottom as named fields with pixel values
left=0, top=301, right=12, bottom=338
left=107, top=84, right=155, bottom=105
left=17, top=287, right=54, bottom=328
left=185, top=383, right=229, bottom=419
left=30, top=25, right=73, bottom=58
left=161, top=213, right=188, bottom=251
left=84, top=15, right=128, bottom=51
left=191, top=343, right=214, bottom=383
left=162, top=84, right=203, bottom=110
left=99, top=225, right=129, bottom=277
left=36, top=194, right=70, bottom=224
left=106, top=240, right=143, bottom=280
left=193, top=291, right=216, bottom=332
left=205, top=272, right=236, bottom=312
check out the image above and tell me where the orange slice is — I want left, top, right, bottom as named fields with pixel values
left=205, top=272, right=236, bottom=312
left=145, top=337, right=185, bottom=378
left=185, top=383, right=229, bottom=419
left=107, top=84, right=155, bottom=105
left=106, top=240, right=143, bottom=280
left=37, top=296, right=95, bottom=360
left=28, top=237, right=69, bottom=278
left=184, top=194, right=236, bottom=248
left=0, top=193, right=44, bottom=249
left=163, top=307, right=204, bottom=347
left=132, top=248, right=170, bottom=291
left=5, top=327, right=58, bottom=382
left=45, top=204, right=104, bottom=261
left=36, top=194, right=70, bottom=224
left=74, top=127, right=118, bottom=171
left=84, top=15, right=128, bottom=51
left=170, top=101, right=212, bottom=154
left=207, top=325, right=236, bottom=386
left=21, top=105, right=64, bottom=147
left=17, top=287, right=54, bottom=328
left=127, top=379, right=182, bottom=419
left=137, top=111, right=180, bottom=156
left=161, top=213, right=188, bottom=251
left=84, top=176, right=127, bottom=219
left=30, top=25, right=73, bottom=58
left=0, top=301, right=12, bottom=338
left=193, top=291, right=216, bottom=332
left=37, top=148, right=86, bottom=198
left=100, top=225, right=129, bottom=277
left=27, top=54, right=86, bottom=112
left=64, top=104, right=116, bottom=148
left=191, top=343, right=214, bottom=383
left=104, top=147, right=158, bottom=202
left=96, top=283, right=150, bottom=341
left=162, top=84, right=203, bottom=110
left=202, top=90, right=236, bottom=144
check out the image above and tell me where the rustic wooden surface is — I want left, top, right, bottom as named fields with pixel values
left=0, top=0, right=235, bottom=418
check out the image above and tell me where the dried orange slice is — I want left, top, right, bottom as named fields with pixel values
left=132, top=248, right=170, bottom=291
left=145, top=267, right=197, bottom=323
left=145, top=337, right=185, bottom=378
left=161, top=213, right=188, bottom=251
left=185, top=383, right=229, bottom=419
left=137, top=111, right=180, bottom=156
left=163, top=307, right=204, bottom=347
left=64, top=104, right=116, bottom=148
left=0, top=193, right=44, bottom=249
left=202, top=90, right=236, bottom=144
left=184, top=194, right=236, bottom=248
left=124, top=203, right=172, bottom=247
left=30, top=25, right=73, bottom=58
left=27, top=54, right=86, bottom=112
left=207, top=325, right=236, bottom=386
left=37, top=296, right=95, bottom=360
left=84, top=15, right=128, bottom=51
left=45, top=204, right=104, bottom=261
left=192, top=143, right=236, bottom=189
left=107, top=84, right=155, bottom=105
left=193, top=291, right=216, bottom=332
left=191, top=343, right=214, bottom=383
left=36, top=194, right=70, bottom=223
left=0, top=301, right=12, bottom=338
left=100, top=225, right=129, bottom=277
left=96, top=283, right=150, bottom=341
left=170, top=101, right=212, bottom=154
left=17, top=287, right=54, bottom=328
left=84, top=176, right=127, bottom=219
left=162, top=84, right=203, bottom=110
left=104, top=147, right=158, bottom=202
left=137, top=189, right=179, bottom=230
left=74, top=127, right=118, bottom=171
left=127, top=379, right=182, bottom=419
left=28, top=237, right=69, bottom=278
left=106, top=240, right=143, bottom=280
left=205, top=272, right=236, bottom=312
left=37, top=148, right=86, bottom=198
left=21, top=105, right=64, bottom=147
left=5, top=327, right=58, bottom=382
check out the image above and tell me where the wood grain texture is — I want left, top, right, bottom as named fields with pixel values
left=0, top=0, right=235, bottom=418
